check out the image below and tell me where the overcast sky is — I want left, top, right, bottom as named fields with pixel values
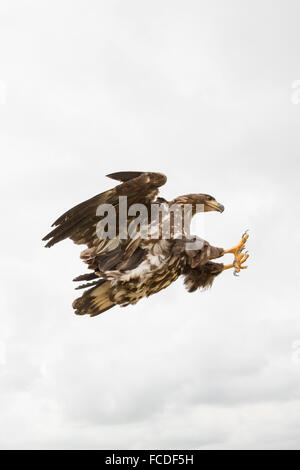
left=0, top=0, right=300, bottom=450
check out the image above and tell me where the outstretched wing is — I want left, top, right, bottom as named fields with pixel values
left=42, top=171, right=167, bottom=249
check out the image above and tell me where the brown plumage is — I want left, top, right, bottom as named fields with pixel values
left=43, top=171, right=243, bottom=317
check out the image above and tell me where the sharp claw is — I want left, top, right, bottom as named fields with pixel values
left=226, top=232, right=250, bottom=276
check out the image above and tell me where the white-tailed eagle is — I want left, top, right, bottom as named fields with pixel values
left=43, top=172, right=249, bottom=317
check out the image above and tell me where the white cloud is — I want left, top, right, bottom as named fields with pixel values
left=0, top=0, right=300, bottom=450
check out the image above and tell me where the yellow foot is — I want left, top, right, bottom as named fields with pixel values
left=223, top=231, right=250, bottom=276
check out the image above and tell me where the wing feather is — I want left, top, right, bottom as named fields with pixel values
left=42, top=172, right=167, bottom=249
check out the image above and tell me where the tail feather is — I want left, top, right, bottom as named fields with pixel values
left=72, top=280, right=114, bottom=317
left=75, top=280, right=102, bottom=290
left=73, top=272, right=99, bottom=282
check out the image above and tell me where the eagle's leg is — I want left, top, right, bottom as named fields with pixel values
left=223, top=233, right=249, bottom=273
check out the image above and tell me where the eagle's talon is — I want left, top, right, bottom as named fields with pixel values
left=224, top=234, right=249, bottom=274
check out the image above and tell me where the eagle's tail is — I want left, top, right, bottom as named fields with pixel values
left=72, top=279, right=115, bottom=317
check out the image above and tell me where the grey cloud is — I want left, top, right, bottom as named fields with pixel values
left=1, top=0, right=300, bottom=450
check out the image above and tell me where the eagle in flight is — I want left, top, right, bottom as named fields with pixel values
left=43, top=172, right=249, bottom=317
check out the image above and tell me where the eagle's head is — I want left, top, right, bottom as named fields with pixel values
left=171, top=194, right=225, bottom=214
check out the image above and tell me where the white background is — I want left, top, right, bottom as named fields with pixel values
left=0, top=0, right=300, bottom=449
